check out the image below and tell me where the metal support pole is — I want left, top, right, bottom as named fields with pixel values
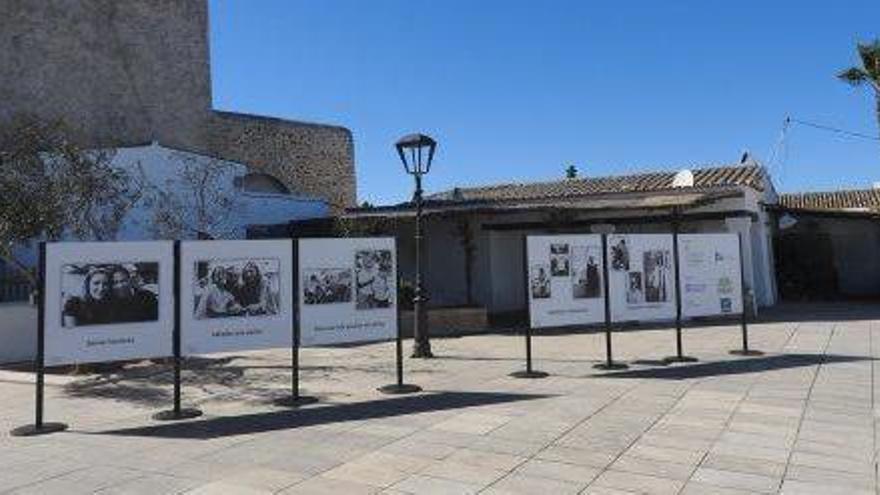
left=277, top=239, right=319, bottom=406
left=730, top=233, right=763, bottom=356
left=154, top=241, right=202, bottom=420
left=594, top=234, right=628, bottom=370
left=379, top=239, right=423, bottom=394
left=665, top=213, right=698, bottom=364
left=11, top=242, right=67, bottom=436
left=412, top=174, right=433, bottom=358
left=511, top=236, right=548, bottom=379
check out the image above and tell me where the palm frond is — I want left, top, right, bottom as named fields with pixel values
left=856, top=39, right=880, bottom=78
left=838, top=67, right=869, bottom=86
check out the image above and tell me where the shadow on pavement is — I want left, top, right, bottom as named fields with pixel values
left=95, top=391, right=553, bottom=440
left=594, top=353, right=871, bottom=380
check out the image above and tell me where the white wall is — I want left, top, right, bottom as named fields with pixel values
left=0, top=303, right=36, bottom=364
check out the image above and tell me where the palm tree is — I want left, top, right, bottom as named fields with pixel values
left=838, top=39, right=880, bottom=137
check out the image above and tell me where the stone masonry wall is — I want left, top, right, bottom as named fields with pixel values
left=209, top=112, right=356, bottom=211
left=0, top=0, right=357, bottom=210
left=0, top=0, right=213, bottom=149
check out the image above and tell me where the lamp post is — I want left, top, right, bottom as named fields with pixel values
left=396, top=133, right=436, bottom=358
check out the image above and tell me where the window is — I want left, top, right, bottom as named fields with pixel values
left=241, top=173, right=290, bottom=195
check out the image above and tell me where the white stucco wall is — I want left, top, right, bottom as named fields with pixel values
left=0, top=303, right=36, bottom=364
left=417, top=186, right=778, bottom=316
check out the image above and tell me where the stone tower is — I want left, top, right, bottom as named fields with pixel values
left=0, top=0, right=355, bottom=209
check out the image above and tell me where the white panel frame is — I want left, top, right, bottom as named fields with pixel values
left=180, top=240, right=294, bottom=355
left=607, top=234, right=677, bottom=323
left=679, top=233, right=743, bottom=318
left=44, top=241, right=174, bottom=366
left=299, top=237, right=398, bottom=346
left=526, top=234, right=606, bottom=328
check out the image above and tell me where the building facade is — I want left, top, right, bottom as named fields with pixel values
left=319, top=161, right=779, bottom=324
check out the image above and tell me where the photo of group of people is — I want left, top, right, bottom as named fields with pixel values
left=303, top=249, right=395, bottom=310
left=192, top=258, right=281, bottom=319
left=354, top=249, right=394, bottom=310
left=61, top=262, right=159, bottom=328
left=303, top=268, right=353, bottom=305
left=529, top=242, right=602, bottom=301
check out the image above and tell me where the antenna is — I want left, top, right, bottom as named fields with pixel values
left=671, top=169, right=694, bottom=188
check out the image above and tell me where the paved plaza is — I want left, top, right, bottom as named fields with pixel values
left=1, top=303, right=878, bottom=494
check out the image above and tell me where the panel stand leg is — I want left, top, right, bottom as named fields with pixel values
left=153, top=357, right=203, bottom=420
left=275, top=336, right=320, bottom=406
left=154, top=241, right=202, bottom=421
left=593, top=323, right=628, bottom=370
left=663, top=327, right=699, bottom=364
left=510, top=326, right=548, bottom=379
left=664, top=227, right=697, bottom=364
left=729, top=235, right=762, bottom=357
left=11, top=243, right=67, bottom=437
left=379, top=312, right=422, bottom=394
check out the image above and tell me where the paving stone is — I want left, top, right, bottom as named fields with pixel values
left=591, top=469, right=684, bottom=495
left=390, top=474, right=482, bottom=495
left=535, top=445, right=618, bottom=469
left=281, top=476, right=380, bottom=494
left=690, top=466, right=779, bottom=493
left=784, top=464, right=874, bottom=491
left=609, top=455, right=696, bottom=481
left=485, top=473, right=584, bottom=495
left=321, top=461, right=410, bottom=488
left=513, top=459, right=601, bottom=484
left=779, top=478, right=873, bottom=495
left=700, top=453, right=786, bottom=479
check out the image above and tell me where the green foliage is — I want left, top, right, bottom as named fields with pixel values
left=838, top=39, right=880, bottom=137
left=331, top=215, right=399, bottom=237
left=0, top=115, right=141, bottom=282
left=565, top=164, right=578, bottom=179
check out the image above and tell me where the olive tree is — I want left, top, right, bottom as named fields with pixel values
left=0, top=116, right=142, bottom=285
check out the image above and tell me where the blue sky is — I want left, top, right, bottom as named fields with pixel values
left=209, top=1, right=880, bottom=205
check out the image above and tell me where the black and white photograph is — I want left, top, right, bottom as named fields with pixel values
left=193, top=258, right=281, bottom=319
left=550, top=243, right=570, bottom=276
left=611, top=238, right=630, bottom=271
left=303, top=268, right=353, bottom=305
left=626, top=271, right=644, bottom=304
left=354, top=249, right=394, bottom=310
left=571, top=247, right=601, bottom=299
left=530, top=264, right=551, bottom=299
left=643, top=249, right=670, bottom=303
left=61, top=262, right=159, bottom=328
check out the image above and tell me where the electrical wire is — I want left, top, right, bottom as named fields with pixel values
left=788, top=117, right=880, bottom=142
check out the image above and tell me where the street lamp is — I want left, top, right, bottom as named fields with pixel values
left=396, top=133, right=436, bottom=358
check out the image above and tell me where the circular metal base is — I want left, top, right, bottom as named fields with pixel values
left=509, top=370, right=549, bottom=379
left=273, top=395, right=320, bottom=407
left=377, top=384, right=423, bottom=395
left=729, top=349, right=764, bottom=356
left=152, top=408, right=203, bottom=421
left=593, top=362, right=629, bottom=370
left=10, top=422, right=68, bottom=437
left=663, top=355, right=699, bottom=364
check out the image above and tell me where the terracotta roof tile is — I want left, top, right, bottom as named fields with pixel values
left=429, top=165, right=766, bottom=202
left=779, top=189, right=880, bottom=212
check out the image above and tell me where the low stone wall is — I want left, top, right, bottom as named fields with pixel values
left=400, top=306, right=489, bottom=337
left=0, top=302, right=36, bottom=364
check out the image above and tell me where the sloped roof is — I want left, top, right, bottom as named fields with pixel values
left=779, top=188, right=880, bottom=213
left=428, top=165, right=766, bottom=203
